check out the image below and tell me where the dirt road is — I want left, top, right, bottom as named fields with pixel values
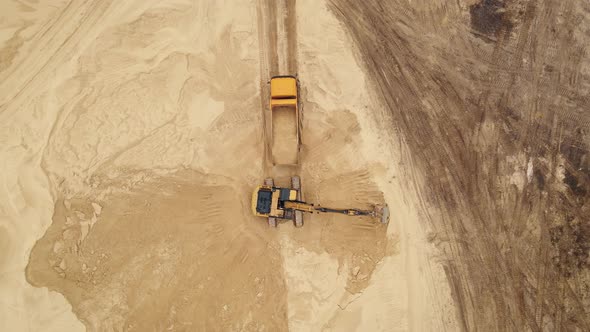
left=28, top=171, right=287, bottom=330
left=3, top=0, right=289, bottom=330
left=329, top=0, right=590, bottom=330
left=257, top=0, right=298, bottom=77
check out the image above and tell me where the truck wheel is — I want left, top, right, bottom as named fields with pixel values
left=268, top=217, right=277, bottom=227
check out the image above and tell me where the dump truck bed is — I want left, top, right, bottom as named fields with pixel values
left=269, top=76, right=299, bottom=165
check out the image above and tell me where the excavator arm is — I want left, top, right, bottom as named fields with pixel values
left=254, top=177, right=390, bottom=225
left=314, top=206, right=374, bottom=216
left=284, top=201, right=377, bottom=217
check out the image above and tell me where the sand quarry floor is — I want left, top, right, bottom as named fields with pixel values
left=1, top=0, right=590, bottom=331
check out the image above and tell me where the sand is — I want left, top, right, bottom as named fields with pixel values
left=0, top=0, right=449, bottom=329
left=1, top=0, right=276, bottom=330
left=0, top=0, right=457, bottom=331
left=276, top=1, right=457, bottom=330
left=5, top=0, right=576, bottom=330
left=330, top=0, right=590, bottom=330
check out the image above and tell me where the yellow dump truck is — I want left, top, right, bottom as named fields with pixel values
left=270, top=76, right=300, bottom=165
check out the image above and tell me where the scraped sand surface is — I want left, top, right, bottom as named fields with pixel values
left=1, top=0, right=455, bottom=331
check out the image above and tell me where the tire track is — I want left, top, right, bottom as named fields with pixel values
left=328, top=0, right=590, bottom=330
left=256, top=0, right=274, bottom=171
left=285, top=0, right=299, bottom=74
left=0, top=0, right=114, bottom=120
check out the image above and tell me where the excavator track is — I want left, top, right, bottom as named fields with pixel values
left=291, top=176, right=304, bottom=227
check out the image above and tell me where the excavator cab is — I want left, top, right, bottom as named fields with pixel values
left=254, top=188, right=273, bottom=215
left=251, top=176, right=303, bottom=227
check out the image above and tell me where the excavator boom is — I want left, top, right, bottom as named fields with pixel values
left=283, top=201, right=315, bottom=213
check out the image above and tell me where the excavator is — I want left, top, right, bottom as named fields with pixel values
left=259, top=76, right=389, bottom=227
left=251, top=176, right=390, bottom=227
